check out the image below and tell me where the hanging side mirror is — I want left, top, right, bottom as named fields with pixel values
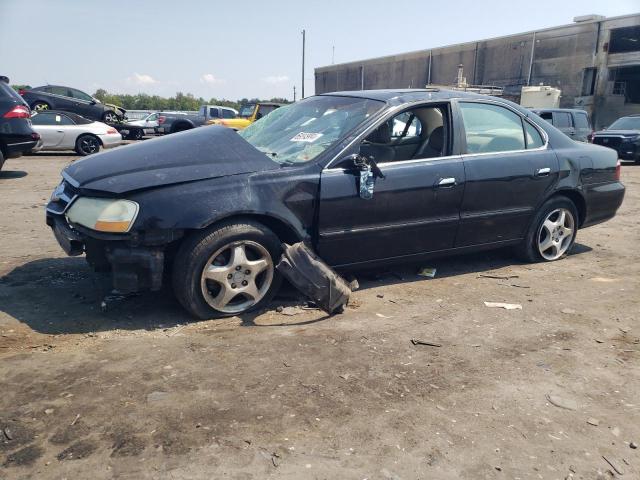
left=339, top=153, right=385, bottom=200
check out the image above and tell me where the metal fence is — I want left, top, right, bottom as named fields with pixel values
left=125, top=109, right=198, bottom=120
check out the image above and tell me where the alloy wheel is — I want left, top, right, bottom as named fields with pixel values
left=33, top=102, right=49, bottom=111
left=104, top=112, right=118, bottom=123
left=79, top=137, right=100, bottom=155
left=537, top=208, right=575, bottom=260
left=200, top=240, right=274, bottom=314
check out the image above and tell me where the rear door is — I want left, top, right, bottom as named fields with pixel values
left=67, top=88, right=96, bottom=118
left=456, top=100, right=558, bottom=247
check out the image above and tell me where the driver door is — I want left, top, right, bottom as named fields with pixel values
left=316, top=103, right=466, bottom=267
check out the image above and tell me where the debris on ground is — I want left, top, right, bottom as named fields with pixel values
left=411, top=339, right=442, bottom=347
left=3, top=427, right=13, bottom=440
left=279, top=306, right=305, bottom=316
left=376, top=313, right=393, bottom=319
left=276, top=242, right=350, bottom=315
left=417, top=267, right=437, bottom=278
left=587, top=417, right=600, bottom=426
left=484, top=302, right=522, bottom=310
left=602, top=456, right=624, bottom=475
left=546, top=394, right=578, bottom=411
left=477, top=274, right=519, bottom=280
left=348, top=278, right=360, bottom=291
left=630, top=441, right=638, bottom=449
left=561, top=308, right=577, bottom=315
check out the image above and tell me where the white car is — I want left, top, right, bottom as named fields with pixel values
left=31, top=110, right=123, bottom=156
left=126, top=112, right=160, bottom=138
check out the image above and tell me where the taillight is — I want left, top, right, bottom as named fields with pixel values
left=106, top=127, right=117, bottom=134
left=615, top=159, right=621, bottom=181
left=18, top=89, right=26, bottom=96
left=158, top=115, right=166, bottom=124
left=3, top=105, right=30, bottom=118
left=31, top=132, right=40, bottom=140
left=587, top=131, right=595, bottom=143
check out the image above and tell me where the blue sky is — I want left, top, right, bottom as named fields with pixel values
left=1, top=0, right=637, bottom=100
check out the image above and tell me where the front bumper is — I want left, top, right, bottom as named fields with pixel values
left=46, top=212, right=166, bottom=293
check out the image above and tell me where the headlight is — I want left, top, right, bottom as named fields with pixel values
left=66, top=197, right=139, bottom=233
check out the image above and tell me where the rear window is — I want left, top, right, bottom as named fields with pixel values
left=574, top=112, right=591, bottom=129
left=0, top=82, right=25, bottom=102
left=553, top=112, right=573, bottom=129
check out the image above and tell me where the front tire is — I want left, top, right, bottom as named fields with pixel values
left=172, top=221, right=282, bottom=319
left=516, top=196, right=578, bottom=263
left=102, top=111, right=119, bottom=124
left=75, top=134, right=101, bottom=156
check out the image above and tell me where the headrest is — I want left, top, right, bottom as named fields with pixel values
left=428, top=126, right=444, bottom=151
left=365, top=122, right=391, bottom=144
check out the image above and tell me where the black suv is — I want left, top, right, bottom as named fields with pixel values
left=21, top=85, right=125, bottom=123
left=0, top=76, right=39, bottom=171
left=532, top=108, right=593, bottom=143
left=592, top=115, right=640, bottom=164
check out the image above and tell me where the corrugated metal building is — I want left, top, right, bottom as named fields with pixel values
left=315, top=14, right=640, bottom=129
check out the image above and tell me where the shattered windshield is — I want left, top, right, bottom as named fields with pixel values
left=239, top=96, right=385, bottom=164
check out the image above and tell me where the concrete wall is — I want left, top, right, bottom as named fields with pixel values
left=315, top=14, right=640, bottom=129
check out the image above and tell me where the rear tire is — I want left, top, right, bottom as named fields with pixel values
left=172, top=220, right=283, bottom=319
left=0, top=148, right=5, bottom=171
left=516, top=196, right=578, bottom=263
left=75, top=134, right=101, bottom=156
left=31, top=101, right=50, bottom=112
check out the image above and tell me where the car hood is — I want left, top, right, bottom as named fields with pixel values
left=63, top=126, right=279, bottom=194
left=594, top=130, right=640, bottom=136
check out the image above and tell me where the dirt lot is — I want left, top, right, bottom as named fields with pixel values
left=1, top=152, right=639, bottom=480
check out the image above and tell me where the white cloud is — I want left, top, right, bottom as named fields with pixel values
left=200, top=73, right=224, bottom=85
left=263, top=75, right=289, bottom=84
left=126, top=73, right=158, bottom=86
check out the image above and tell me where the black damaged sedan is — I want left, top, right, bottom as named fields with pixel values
left=46, top=89, right=625, bottom=318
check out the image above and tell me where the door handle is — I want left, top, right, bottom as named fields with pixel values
left=438, top=177, right=456, bottom=187
left=535, top=167, right=551, bottom=176
left=57, top=130, right=64, bottom=133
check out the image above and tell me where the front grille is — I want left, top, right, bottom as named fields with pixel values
left=46, top=181, right=78, bottom=215
left=593, top=136, right=622, bottom=150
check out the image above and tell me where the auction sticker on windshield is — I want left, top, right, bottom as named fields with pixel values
left=291, top=132, right=323, bottom=142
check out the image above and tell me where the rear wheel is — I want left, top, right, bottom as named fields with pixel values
left=31, top=101, right=50, bottom=112
left=132, top=129, right=144, bottom=140
left=516, top=196, right=578, bottom=262
left=172, top=221, right=282, bottom=319
left=75, top=134, right=101, bottom=156
left=0, top=148, right=5, bottom=171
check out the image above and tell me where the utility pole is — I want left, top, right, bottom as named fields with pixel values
left=293, top=85, right=297, bottom=102
left=301, top=29, right=306, bottom=99
left=332, top=45, right=335, bottom=64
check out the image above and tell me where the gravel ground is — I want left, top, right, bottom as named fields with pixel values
left=1, top=152, right=639, bottom=480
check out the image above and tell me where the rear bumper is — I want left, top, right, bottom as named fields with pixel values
left=582, top=181, right=625, bottom=228
left=98, top=132, right=123, bottom=149
left=4, top=139, right=38, bottom=158
left=46, top=213, right=166, bottom=293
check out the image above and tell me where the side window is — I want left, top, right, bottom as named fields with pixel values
left=148, top=113, right=159, bottom=121
left=459, top=102, right=526, bottom=154
left=209, top=108, right=220, bottom=118
left=553, top=112, right=572, bottom=129
left=50, top=86, right=69, bottom=97
left=57, top=114, right=74, bottom=125
left=524, top=122, right=544, bottom=149
left=539, top=112, right=553, bottom=124
left=31, top=113, right=55, bottom=125
left=257, top=105, right=276, bottom=119
left=390, top=112, right=422, bottom=139
left=69, top=89, right=93, bottom=101
left=574, top=113, right=590, bottom=129
left=222, top=109, right=235, bottom=119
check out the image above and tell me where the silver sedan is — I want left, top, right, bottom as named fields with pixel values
left=31, top=110, right=123, bottom=156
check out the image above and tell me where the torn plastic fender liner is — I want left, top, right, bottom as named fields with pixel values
left=276, top=242, right=351, bottom=315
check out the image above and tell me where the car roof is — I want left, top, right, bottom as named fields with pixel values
left=531, top=108, right=588, bottom=113
left=319, top=88, right=491, bottom=105
left=33, top=110, right=93, bottom=124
